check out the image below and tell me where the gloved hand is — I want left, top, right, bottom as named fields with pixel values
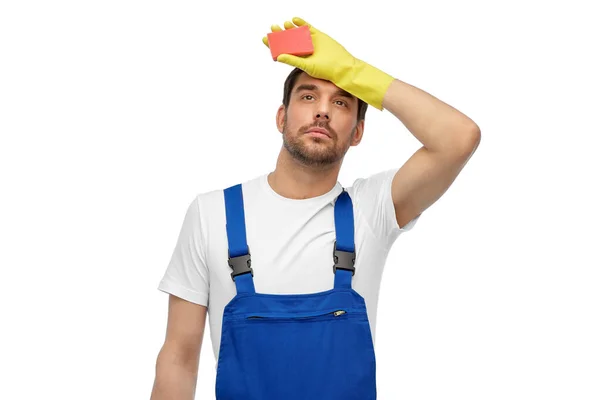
left=262, top=17, right=395, bottom=110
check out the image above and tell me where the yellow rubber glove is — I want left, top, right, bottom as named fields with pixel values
left=262, top=17, right=395, bottom=110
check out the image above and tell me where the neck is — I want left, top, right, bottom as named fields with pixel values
left=268, top=150, right=342, bottom=200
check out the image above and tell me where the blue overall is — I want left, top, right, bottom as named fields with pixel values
left=215, top=183, right=377, bottom=399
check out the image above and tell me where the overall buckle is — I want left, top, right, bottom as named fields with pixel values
left=332, top=241, right=356, bottom=276
left=228, top=252, right=253, bottom=281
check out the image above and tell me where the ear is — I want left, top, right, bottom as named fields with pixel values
left=276, top=105, right=286, bottom=134
left=350, top=119, right=365, bottom=146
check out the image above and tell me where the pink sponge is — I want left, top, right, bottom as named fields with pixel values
left=267, top=25, right=314, bottom=61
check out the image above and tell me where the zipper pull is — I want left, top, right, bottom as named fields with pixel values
left=333, top=310, right=346, bottom=316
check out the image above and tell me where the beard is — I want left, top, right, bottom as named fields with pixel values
left=282, top=116, right=356, bottom=168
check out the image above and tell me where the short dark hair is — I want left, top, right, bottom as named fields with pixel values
left=282, top=67, right=368, bottom=121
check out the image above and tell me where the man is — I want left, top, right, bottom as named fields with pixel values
left=150, top=17, right=480, bottom=400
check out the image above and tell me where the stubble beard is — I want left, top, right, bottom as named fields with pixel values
left=282, top=116, right=355, bottom=168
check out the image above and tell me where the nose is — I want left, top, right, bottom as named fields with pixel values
left=314, top=111, right=329, bottom=120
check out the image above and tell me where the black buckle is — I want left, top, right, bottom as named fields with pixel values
left=228, top=251, right=253, bottom=281
left=332, top=241, right=356, bottom=276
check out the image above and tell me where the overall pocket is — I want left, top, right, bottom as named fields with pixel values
left=244, top=308, right=349, bottom=321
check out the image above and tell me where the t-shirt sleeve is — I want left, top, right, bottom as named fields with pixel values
left=350, top=167, right=421, bottom=247
left=157, top=195, right=209, bottom=307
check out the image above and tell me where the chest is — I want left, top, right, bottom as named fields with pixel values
left=209, top=206, right=339, bottom=295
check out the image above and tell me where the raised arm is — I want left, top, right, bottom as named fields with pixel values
left=382, top=78, right=481, bottom=228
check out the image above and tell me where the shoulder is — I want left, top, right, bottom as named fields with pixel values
left=192, top=175, right=264, bottom=219
left=346, top=168, right=399, bottom=195
left=344, top=167, right=399, bottom=210
left=344, top=168, right=420, bottom=243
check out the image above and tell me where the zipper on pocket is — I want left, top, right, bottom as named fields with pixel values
left=246, top=309, right=347, bottom=320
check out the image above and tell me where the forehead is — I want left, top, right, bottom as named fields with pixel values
left=293, top=72, right=356, bottom=100
left=294, top=72, right=333, bottom=88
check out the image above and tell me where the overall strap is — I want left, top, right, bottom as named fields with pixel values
left=224, top=184, right=256, bottom=294
left=333, top=189, right=356, bottom=289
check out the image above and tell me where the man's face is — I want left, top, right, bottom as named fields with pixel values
left=277, top=72, right=364, bottom=168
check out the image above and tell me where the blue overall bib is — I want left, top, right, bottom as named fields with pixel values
left=215, top=183, right=377, bottom=399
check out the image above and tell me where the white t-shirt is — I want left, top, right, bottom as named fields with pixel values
left=157, top=168, right=421, bottom=365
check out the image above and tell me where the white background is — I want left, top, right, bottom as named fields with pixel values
left=1, top=0, right=599, bottom=399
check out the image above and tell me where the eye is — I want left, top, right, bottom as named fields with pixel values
left=301, top=94, right=314, bottom=101
left=335, top=100, right=348, bottom=107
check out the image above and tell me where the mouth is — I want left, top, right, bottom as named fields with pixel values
left=305, top=128, right=331, bottom=139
